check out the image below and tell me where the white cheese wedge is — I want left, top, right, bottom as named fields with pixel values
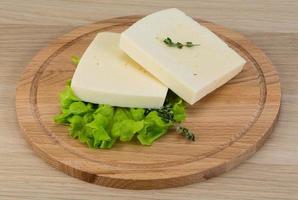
left=120, top=8, right=246, bottom=105
left=71, top=32, right=168, bottom=108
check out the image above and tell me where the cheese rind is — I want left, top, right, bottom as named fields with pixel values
left=120, top=8, right=246, bottom=104
left=71, top=32, right=168, bottom=108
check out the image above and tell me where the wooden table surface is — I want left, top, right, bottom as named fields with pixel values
left=1, top=0, right=297, bottom=199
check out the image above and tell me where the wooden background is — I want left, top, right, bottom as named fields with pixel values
left=1, top=0, right=297, bottom=199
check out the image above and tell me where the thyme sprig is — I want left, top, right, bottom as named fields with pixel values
left=176, top=125, right=196, bottom=141
left=163, top=37, right=200, bottom=49
left=145, top=96, right=196, bottom=142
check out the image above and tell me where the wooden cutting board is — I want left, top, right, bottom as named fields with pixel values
left=15, top=16, right=281, bottom=189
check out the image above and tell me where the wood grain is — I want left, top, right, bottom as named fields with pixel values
left=15, top=16, right=280, bottom=189
left=1, top=0, right=298, bottom=199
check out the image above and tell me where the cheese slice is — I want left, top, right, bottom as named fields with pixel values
left=120, top=8, right=246, bottom=105
left=71, top=32, right=168, bottom=108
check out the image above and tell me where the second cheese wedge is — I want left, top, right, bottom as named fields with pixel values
left=71, top=32, right=167, bottom=108
left=120, top=8, right=246, bottom=105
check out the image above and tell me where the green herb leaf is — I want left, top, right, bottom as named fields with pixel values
left=176, top=42, right=183, bottom=49
left=163, top=37, right=173, bottom=46
left=185, top=41, right=200, bottom=47
left=163, top=37, right=199, bottom=49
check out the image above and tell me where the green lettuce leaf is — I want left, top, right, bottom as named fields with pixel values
left=173, top=99, right=186, bottom=122
left=83, top=112, right=94, bottom=124
left=54, top=80, right=189, bottom=149
left=54, top=110, right=72, bottom=124
left=112, top=119, right=144, bottom=141
left=100, top=138, right=117, bottom=149
left=78, top=129, right=94, bottom=148
left=87, top=113, right=109, bottom=129
left=137, top=111, right=170, bottom=145
left=59, top=85, right=80, bottom=109
left=94, top=104, right=114, bottom=121
left=113, top=108, right=131, bottom=122
left=130, top=108, right=145, bottom=121
left=67, top=115, right=85, bottom=138
left=69, top=101, right=90, bottom=115
left=91, top=126, right=111, bottom=147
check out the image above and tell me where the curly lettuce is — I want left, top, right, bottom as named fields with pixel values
left=54, top=82, right=188, bottom=149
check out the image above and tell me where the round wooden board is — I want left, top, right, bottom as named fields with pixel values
left=16, top=16, right=281, bottom=190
